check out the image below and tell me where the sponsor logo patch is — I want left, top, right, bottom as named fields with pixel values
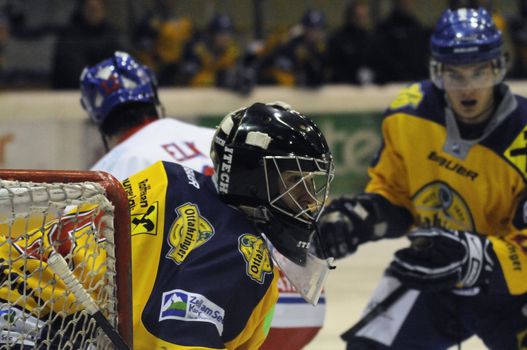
left=122, top=178, right=136, bottom=211
left=412, top=181, right=474, bottom=231
left=238, top=234, right=272, bottom=284
left=131, top=202, right=158, bottom=236
left=138, top=179, right=151, bottom=208
left=183, top=166, right=200, bottom=189
left=218, top=146, right=233, bottom=194
left=0, top=306, right=42, bottom=345
left=159, top=289, right=225, bottom=335
left=166, top=203, right=214, bottom=264
left=427, top=151, right=478, bottom=180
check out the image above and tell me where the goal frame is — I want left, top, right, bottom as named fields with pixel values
left=0, top=169, right=132, bottom=348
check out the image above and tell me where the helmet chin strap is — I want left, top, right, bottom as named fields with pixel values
left=238, top=205, right=270, bottom=223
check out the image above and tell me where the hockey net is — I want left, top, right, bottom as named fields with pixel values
left=0, top=170, right=131, bottom=349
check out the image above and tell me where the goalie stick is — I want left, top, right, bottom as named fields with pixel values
left=47, top=253, right=130, bottom=350
left=340, top=285, right=408, bottom=341
left=340, top=236, right=431, bottom=340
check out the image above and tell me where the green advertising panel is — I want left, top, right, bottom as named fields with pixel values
left=199, top=112, right=383, bottom=198
left=313, top=113, right=383, bottom=197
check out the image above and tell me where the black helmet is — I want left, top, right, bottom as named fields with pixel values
left=211, top=102, right=334, bottom=265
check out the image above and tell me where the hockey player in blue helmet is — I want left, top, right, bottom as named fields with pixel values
left=80, top=51, right=164, bottom=151
left=80, top=51, right=215, bottom=180
left=429, top=7, right=507, bottom=126
left=318, top=7, right=527, bottom=349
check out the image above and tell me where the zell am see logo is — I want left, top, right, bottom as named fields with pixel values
left=159, top=289, right=225, bottom=335
left=166, top=203, right=214, bottom=264
left=0, top=306, right=42, bottom=338
left=412, top=181, right=474, bottom=231
left=238, top=234, right=272, bottom=284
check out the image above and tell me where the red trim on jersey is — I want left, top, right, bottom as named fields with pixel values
left=117, top=117, right=157, bottom=144
left=260, top=327, right=321, bottom=350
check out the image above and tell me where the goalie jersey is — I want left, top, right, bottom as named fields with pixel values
left=125, top=161, right=279, bottom=349
left=368, top=81, right=527, bottom=295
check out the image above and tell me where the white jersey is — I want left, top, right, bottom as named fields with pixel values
left=91, top=118, right=215, bottom=180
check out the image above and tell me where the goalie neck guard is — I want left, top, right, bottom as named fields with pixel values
left=211, top=102, right=334, bottom=266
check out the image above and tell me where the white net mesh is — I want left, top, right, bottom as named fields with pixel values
left=0, top=179, right=117, bottom=349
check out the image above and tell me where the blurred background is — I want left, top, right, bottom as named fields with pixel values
left=0, top=0, right=524, bottom=89
left=1, top=0, right=527, bottom=197
left=0, top=2, right=520, bottom=349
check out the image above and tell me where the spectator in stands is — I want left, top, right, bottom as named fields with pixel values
left=505, top=0, right=527, bottom=79
left=509, top=30, right=527, bottom=79
left=365, top=0, right=430, bottom=84
left=179, top=14, right=240, bottom=89
left=328, top=0, right=374, bottom=85
left=131, top=0, right=193, bottom=86
left=450, top=0, right=493, bottom=10
left=0, top=12, right=9, bottom=85
left=258, top=9, right=329, bottom=87
left=51, top=0, right=123, bottom=89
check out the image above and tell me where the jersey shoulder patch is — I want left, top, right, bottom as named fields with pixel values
left=385, top=81, right=445, bottom=126
left=166, top=202, right=215, bottom=265
left=238, top=234, right=273, bottom=284
left=389, top=82, right=425, bottom=111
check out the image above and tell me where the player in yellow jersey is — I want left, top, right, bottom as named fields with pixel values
left=319, top=7, right=527, bottom=350
left=0, top=102, right=334, bottom=349
left=126, top=101, right=335, bottom=349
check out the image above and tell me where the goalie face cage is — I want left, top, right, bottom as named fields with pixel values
left=0, top=170, right=131, bottom=349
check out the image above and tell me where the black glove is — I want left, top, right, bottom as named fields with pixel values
left=317, top=195, right=382, bottom=259
left=387, top=228, right=495, bottom=291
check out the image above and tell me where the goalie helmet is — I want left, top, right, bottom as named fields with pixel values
left=211, top=102, right=334, bottom=265
left=430, top=7, right=506, bottom=89
left=80, top=51, right=161, bottom=126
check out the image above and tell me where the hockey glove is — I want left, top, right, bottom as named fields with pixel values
left=387, top=228, right=495, bottom=291
left=317, top=195, right=385, bottom=259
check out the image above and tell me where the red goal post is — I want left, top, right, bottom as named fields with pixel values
left=0, top=169, right=132, bottom=349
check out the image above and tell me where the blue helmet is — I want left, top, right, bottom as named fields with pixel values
left=80, top=51, right=161, bottom=126
left=430, top=7, right=506, bottom=89
left=430, top=7, right=502, bottom=65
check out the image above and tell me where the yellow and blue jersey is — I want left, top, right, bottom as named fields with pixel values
left=125, top=161, right=279, bottom=349
left=367, top=81, right=527, bottom=295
